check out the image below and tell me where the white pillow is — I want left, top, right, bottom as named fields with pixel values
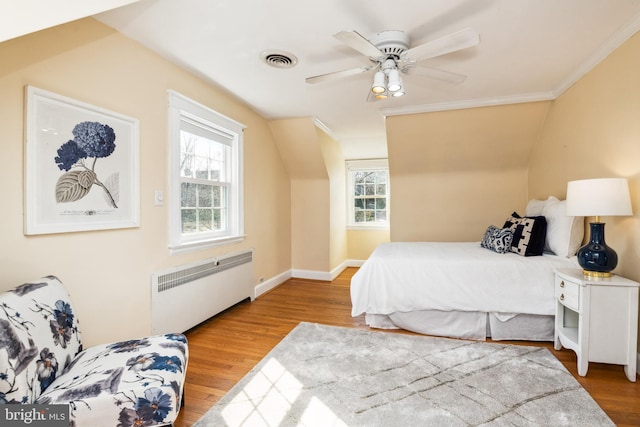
left=525, top=198, right=547, bottom=216
left=541, top=196, right=584, bottom=257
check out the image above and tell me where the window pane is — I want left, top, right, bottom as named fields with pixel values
left=210, top=160, right=221, bottom=181
left=376, top=183, right=386, bottom=195
left=198, top=184, right=212, bottom=207
left=365, top=184, right=375, bottom=195
left=376, top=171, right=387, bottom=182
left=195, top=156, right=209, bottom=179
left=365, top=198, right=375, bottom=209
left=354, top=199, right=364, bottom=209
left=180, top=153, right=194, bottom=178
left=364, top=211, right=375, bottom=221
left=354, top=171, right=365, bottom=184
left=355, top=211, right=364, bottom=222
left=354, top=184, right=364, bottom=197
left=181, top=209, right=196, bottom=233
left=213, top=209, right=222, bottom=229
left=198, top=209, right=212, bottom=232
left=211, top=144, right=228, bottom=181
left=213, top=186, right=222, bottom=207
left=180, top=132, right=196, bottom=178
left=376, top=211, right=387, bottom=221
left=181, top=183, right=196, bottom=207
left=376, top=198, right=386, bottom=209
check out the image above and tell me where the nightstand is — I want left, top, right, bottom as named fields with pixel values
left=554, top=268, right=639, bottom=382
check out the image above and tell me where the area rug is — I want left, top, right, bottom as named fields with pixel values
left=194, top=322, right=613, bottom=426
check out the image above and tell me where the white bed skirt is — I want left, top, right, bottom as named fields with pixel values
left=365, top=310, right=554, bottom=341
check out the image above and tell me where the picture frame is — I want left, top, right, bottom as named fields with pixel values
left=24, top=86, right=140, bottom=235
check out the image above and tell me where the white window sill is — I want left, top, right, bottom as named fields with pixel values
left=347, top=224, right=390, bottom=231
left=169, top=234, right=246, bottom=255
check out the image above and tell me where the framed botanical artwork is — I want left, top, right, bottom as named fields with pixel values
left=24, top=86, right=140, bottom=235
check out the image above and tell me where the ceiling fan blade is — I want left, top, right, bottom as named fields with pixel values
left=407, top=65, right=467, bottom=85
left=402, top=27, right=479, bottom=62
left=333, top=30, right=384, bottom=58
left=306, top=65, right=375, bottom=84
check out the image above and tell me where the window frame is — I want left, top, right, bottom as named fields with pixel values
left=346, top=159, right=390, bottom=229
left=168, top=90, right=245, bottom=254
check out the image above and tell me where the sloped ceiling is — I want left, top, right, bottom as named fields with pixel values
left=0, top=0, right=140, bottom=42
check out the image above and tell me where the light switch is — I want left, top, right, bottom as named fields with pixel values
left=154, top=190, right=164, bottom=206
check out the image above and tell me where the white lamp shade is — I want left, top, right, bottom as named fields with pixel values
left=371, top=71, right=386, bottom=94
left=387, top=69, right=402, bottom=92
left=566, top=178, right=632, bottom=217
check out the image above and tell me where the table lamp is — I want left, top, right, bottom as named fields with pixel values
left=566, top=178, right=632, bottom=277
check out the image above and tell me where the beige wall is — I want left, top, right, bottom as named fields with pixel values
left=269, top=118, right=348, bottom=275
left=317, top=128, right=348, bottom=273
left=0, top=18, right=291, bottom=346
left=270, top=118, right=330, bottom=273
left=529, top=32, right=640, bottom=281
left=347, top=229, right=390, bottom=260
left=386, top=102, right=551, bottom=242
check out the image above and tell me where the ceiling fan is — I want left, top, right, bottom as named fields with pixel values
left=306, top=27, right=480, bottom=101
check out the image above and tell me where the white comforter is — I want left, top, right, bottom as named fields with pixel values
left=351, top=242, right=577, bottom=317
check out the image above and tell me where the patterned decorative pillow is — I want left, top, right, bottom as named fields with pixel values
left=503, top=212, right=547, bottom=256
left=481, top=225, right=514, bottom=254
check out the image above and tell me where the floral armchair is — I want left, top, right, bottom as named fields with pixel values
left=0, top=275, right=188, bottom=426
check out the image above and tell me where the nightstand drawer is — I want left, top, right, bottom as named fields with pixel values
left=556, top=277, right=580, bottom=311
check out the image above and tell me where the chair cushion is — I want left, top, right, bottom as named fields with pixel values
left=36, top=333, right=188, bottom=427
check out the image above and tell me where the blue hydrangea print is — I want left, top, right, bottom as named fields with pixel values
left=53, top=121, right=119, bottom=208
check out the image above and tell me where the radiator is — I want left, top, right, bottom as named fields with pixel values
left=151, top=249, right=254, bottom=334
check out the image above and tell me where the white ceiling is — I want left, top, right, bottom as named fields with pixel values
left=93, top=0, right=640, bottom=159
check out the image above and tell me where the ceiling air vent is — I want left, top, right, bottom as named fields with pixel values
left=261, top=51, right=298, bottom=69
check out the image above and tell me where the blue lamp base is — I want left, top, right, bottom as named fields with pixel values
left=577, top=222, right=617, bottom=278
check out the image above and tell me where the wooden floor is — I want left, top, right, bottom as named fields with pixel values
left=174, top=267, right=640, bottom=427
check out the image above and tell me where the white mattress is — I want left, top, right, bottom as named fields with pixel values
left=351, top=242, right=578, bottom=318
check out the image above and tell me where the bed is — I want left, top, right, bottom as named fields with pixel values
left=350, top=196, right=584, bottom=341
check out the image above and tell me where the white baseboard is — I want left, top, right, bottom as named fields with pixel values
left=347, top=259, right=365, bottom=267
left=291, top=269, right=332, bottom=281
left=254, top=270, right=292, bottom=298
left=254, top=260, right=366, bottom=298
left=294, top=259, right=366, bottom=282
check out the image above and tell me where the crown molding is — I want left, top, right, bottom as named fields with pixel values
left=313, top=117, right=340, bottom=141
left=380, top=92, right=555, bottom=117
left=382, top=11, right=640, bottom=118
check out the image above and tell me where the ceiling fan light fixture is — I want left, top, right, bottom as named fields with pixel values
left=392, top=89, right=405, bottom=97
left=371, top=71, right=386, bottom=94
left=387, top=68, right=402, bottom=92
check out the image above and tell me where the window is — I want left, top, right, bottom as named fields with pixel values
left=168, top=91, right=245, bottom=254
left=347, top=159, right=389, bottom=228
